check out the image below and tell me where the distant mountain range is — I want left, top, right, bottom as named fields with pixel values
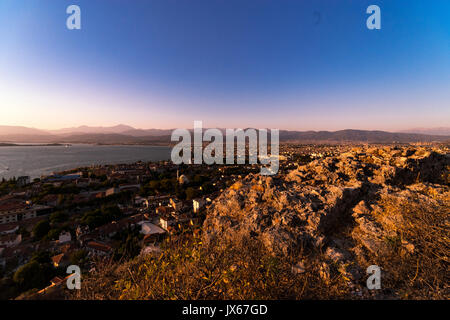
left=47, top=124, right=174, bottom=137
left=0, top=125, right=448, bottom=144
left=399, top=127, right=450, bottom=136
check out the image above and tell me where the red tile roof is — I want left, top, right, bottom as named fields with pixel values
left=86, top=241, right=112, bottom=253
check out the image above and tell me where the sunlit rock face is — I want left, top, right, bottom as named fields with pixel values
left=203, top=146, right=449, bottom=272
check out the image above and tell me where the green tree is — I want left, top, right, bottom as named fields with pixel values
left=46, top=228, right=62, bottom=240
left=32, top=220, right=50, bottom=240
left=13, top=261, right=47, bottom=290
left=70, top=250, right=88, bottom=267
left=50, top=211, right=68, bottom=224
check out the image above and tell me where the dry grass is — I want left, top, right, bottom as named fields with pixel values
left=356, top=192, right=449, bottom=299
left=68, top=187, right=449, bottom=300
left=69, top=233, right=351, bottom=300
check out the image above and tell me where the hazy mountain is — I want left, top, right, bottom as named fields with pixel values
left=56, top=133, right=171, bottom=145
left=0, top=134, right=59, bottom=143
left=48, top=124, right=136, bottom=135
left=47, top=125, right=175, bottom=137
left=0, top=125, right=50, bottom=136
left=121, top=128, right=175, bottom=137
left=0, top=125, right=449, bottom=144
left=278, top=129, right=449, bottom=143
left=400, top=127, right=450, bottom=136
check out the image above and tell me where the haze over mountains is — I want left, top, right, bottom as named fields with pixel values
left=0, top=125, right=448, bottom=145
left=399, top=127, right=450, bottom=136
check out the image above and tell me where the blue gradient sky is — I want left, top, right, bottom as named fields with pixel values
left=0, top=0, right=449, bottom=131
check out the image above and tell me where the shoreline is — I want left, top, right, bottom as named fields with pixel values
left=0, top=143, right=69, bottom=147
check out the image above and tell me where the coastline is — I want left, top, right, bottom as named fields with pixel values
left=0, top=143, right=69, bottom=147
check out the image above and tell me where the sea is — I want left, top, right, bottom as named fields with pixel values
left=0, top=144, right=172, bottom=180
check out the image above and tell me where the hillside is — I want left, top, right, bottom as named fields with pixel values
left=278, top=129, right=449, bottom=143
left=69, top=146, right=449, bottom=300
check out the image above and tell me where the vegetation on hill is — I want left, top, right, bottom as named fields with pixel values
left=70, top=191, right=448, bottom=300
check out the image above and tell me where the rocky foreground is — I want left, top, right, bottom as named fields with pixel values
left=204, top=146, right=449, bottom=297
left=68, top=145, right=449, bottom=300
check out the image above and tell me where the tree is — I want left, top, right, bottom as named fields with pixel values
left=70, top=250, right=88, bottom=267
left=30, top=251, right=52, bottom=264
left=185, top=187, right=198, bottom=200
left=32, top=220, right=50, bottom=240
left=50, top=211, right=68, bottom=224
left=13, top=261, right=47, bottom=290
left=47, top=228, right=62, bottom=240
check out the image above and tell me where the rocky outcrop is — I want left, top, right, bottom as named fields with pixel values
left=203, top=146, right=449, bottom=289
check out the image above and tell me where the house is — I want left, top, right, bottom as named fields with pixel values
left=51, top=253, right=70, bottom=268
left=192, top=198, right=206, bottom=213
left=0, top=223, right=19, bottom=235
left=86, top=241, right=113, bottom=256
left=0, top=233, right=22, bottom=247
left=17, top=176, right=30, bottom=187
left=58, top=231, right=72, bottom=244
left=134, top=196, right=148, bottom=208
left=0, top=199, right=32, bottom=224
left=156, top=206, right=175, bottom=216
left=76, top=225, right=89, bottom=239
left=105, top=187, right=119, bottom=197
left=159, top=216, right=176, bottom=231
left=96, top=221, right=122, bottom=239
left=139, top=222, right=166, bottom=243
left=170, top=198, right=184, bottom=211
left=59, top=242, right=77, bottom=254
left=95, top=191, right=106, bottom=199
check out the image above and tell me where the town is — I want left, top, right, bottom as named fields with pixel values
left=0, top=142, right=447, bottom=299
left=0, top=149, right=269, bottom=298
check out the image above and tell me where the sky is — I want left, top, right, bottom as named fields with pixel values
left=0, top=0, right=449, bottom=131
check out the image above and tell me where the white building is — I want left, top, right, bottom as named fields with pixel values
left=192, top=198, right=206, bottom=213
left=139, top=221, right=166, bottom=236
left=58, top=231, right=72, bottom=244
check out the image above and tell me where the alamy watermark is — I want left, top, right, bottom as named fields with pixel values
left=65, top=5, right=381, bottom=31
left=171, top=121, right=279, bottom=175
left=366, top=265, right=381, bottom=290
left=66, top=265, right=81, bottom=290
left=66, top=5, right=81, bottom=30
left=366, top=5, right=381, bottom=30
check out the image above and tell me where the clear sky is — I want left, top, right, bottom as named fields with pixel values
left=0, top=0, right=449, bottom=131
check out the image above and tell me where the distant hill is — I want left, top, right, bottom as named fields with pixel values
left=57, top=133, right=171, bottom=145
left=48, top=124, right=136, bottom=135
left=400, top=127, right=450, bottom=136
left=278, top=129, right=450, bottom=143
left=0, top=125, right=448, bottom=144
left=0, top=125, right=49, bottom=136
left=121, top=128, right=175, bottom=137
